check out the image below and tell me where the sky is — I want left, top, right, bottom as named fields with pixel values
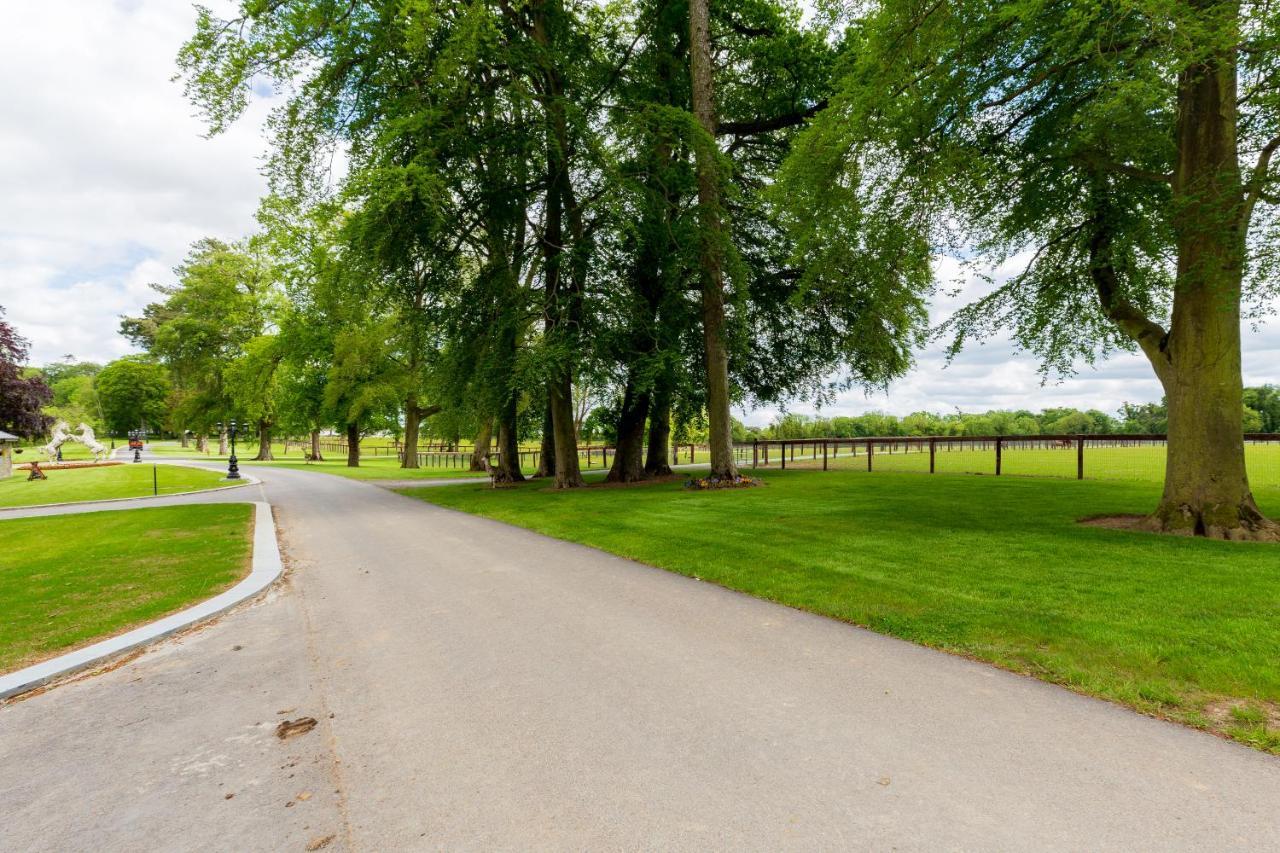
left=1, top=1, right=1276, bottom=428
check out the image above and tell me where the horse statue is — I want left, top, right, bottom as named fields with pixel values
left=76, top=423, right=111, bottom=462
left=42, top=420, right=73, bottom=463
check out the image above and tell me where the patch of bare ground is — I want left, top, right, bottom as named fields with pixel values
left=1079, top=514, right=1280, bottom=542
left=1204, top=698, right=1280, bottom=730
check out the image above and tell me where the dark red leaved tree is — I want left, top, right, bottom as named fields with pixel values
left=0, top=310, right=52, bottom=438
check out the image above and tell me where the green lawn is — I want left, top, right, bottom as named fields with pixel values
left=405, top=469, right=1280, bottom=752
left=0, top=504, right=254, bottom=673
left=0, top=464, right=236, bottom=509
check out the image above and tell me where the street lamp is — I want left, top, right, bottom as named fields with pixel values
left=216, top=420, right=241, bottom=480
left=128, top=428, right=145, bottom=463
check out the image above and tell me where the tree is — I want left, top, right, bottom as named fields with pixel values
left=95, top=356, right=170, bottom=437
left=0, top=311, right=52, bottom=438
left=122, top=238, right=281, bottom=450
left=787, top=0, right=1280, bottom=538
left=1243, top=386, right=1280, bottom=433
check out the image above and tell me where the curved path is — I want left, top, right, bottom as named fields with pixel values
left=2, top=463, right=1279, bottom=851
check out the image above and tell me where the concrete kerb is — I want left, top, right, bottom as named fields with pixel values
left=0, top=500, right=283, bottom=701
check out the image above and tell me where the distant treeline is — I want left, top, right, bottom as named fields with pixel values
left=731, top=388, right=1280, bottom=442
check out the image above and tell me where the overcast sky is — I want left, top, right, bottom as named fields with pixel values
left=1, top=1, right=1276, bottom=428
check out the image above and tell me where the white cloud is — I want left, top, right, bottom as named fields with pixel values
left=0, top=0, right=272, bottom=364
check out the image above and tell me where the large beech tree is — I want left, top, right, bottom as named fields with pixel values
left=786, top=0, right=1280, bottom=538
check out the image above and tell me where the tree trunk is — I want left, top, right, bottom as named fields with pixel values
left=310, top=429, right=323, bottom=461
left=689, top=0, right=740, bottom=481
left=645, top=381, right=674, bottom=477
left=253, top=420, right=273, bottom=461
left=1142, top=39, right=1275, bottom=539
left=549, top=377, right=585, bottom=488
left=607, top=380, right=651, bottom=483
left=402, top=400, right=421, bottom=469
left=195, top=434, right=207, bottom=453
left=345, top=422, right=360, bottom=467
left=534, top=401, right=556, bottom=478
left=470, top=419, right=493, bottom=472
left=219, top=429, right=228, bottom=456
left=495, top=396, right=525, bottom=483
left=180, top=431, right=189, bottom=448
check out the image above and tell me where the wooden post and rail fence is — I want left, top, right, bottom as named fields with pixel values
left=284, top=432, right=1280, bottom=483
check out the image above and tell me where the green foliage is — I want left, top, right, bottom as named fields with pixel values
left=780, top=0, right=1280, bottom=373
left=94, top=356, right=170, bottom=436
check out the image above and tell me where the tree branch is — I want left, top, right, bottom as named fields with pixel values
left=1242, top=132, right=1280, bottom=227
left=716, top=100, right=828, bottom=136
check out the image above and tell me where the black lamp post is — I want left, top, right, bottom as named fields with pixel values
left=217, top=420, right=241, bottom=480
left=129, top=428, right=145, bottom=463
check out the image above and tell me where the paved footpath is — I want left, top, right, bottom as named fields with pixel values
left=2, top=464, right=1279, bottom=851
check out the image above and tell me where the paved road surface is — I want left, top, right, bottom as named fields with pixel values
left=2, top=463, right=1279, bottom=851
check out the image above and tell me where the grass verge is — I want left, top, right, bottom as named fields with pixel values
left=404, top=469, right=1280, bottom=753
left=0, top=504, right=254, bottom=673
left=0, top=464, right=235, bottom=509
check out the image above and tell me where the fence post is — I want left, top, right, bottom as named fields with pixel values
left=867, top=439, right=873, bottom=472
left=753, top=440, right=758, bottom=469
left=996, top=436, right=1002, bottom=476
left=929, top=437, right=936, bottom=474
left=781, top=441, right=787, bottom=470
left=1077, top=435, right=1085, bottom=480
left=823, top=440, right=828, bottom=471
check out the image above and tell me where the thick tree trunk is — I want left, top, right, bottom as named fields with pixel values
left=346, top=422, right=360, bottom=468
left=195, top=434, right=207, bottom=453
left=219, top=429, right=228, bottom=456
left=549, top=377, right=585, bottom=488
left=645, top=381, right=674, bottom=477
left=310, top=429, right=323, bottom=461
left=495, top=396, right=525, bottom=483
left=607, top=381, right=651, bottom=483
left=180, top=432, right=189, bottom=448
left=1144, top=43, right=1275, bottom=539
left=402, top=401, right=422, bottom=469
left=534, top=402, right=556, bottom=478
left=470, top=419, right=493, bottom=472
left=689, top=0, right=740, bottom=481
left=253, top=420, right=273, bottom=461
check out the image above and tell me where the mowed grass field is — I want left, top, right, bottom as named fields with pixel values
left=0, top=464, right=234, bottom=508
left=0, top=504, right=254, bottom=673
left=406, top=469, right=1280, bottom=752
left=769, top=440, right=1280, bottom=487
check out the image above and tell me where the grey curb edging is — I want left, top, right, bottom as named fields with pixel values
left=0, top=501, right=283, bottom=701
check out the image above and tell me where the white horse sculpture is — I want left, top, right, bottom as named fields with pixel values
left=76, top=423, right=111, bottom=462
left=42, top=420, right=73, bottom=463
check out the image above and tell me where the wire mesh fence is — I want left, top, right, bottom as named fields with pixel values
left=745, top=434, right=1280, bottom=488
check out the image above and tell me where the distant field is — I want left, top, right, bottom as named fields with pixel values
left=765, top=441, right=1280, bottom=488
